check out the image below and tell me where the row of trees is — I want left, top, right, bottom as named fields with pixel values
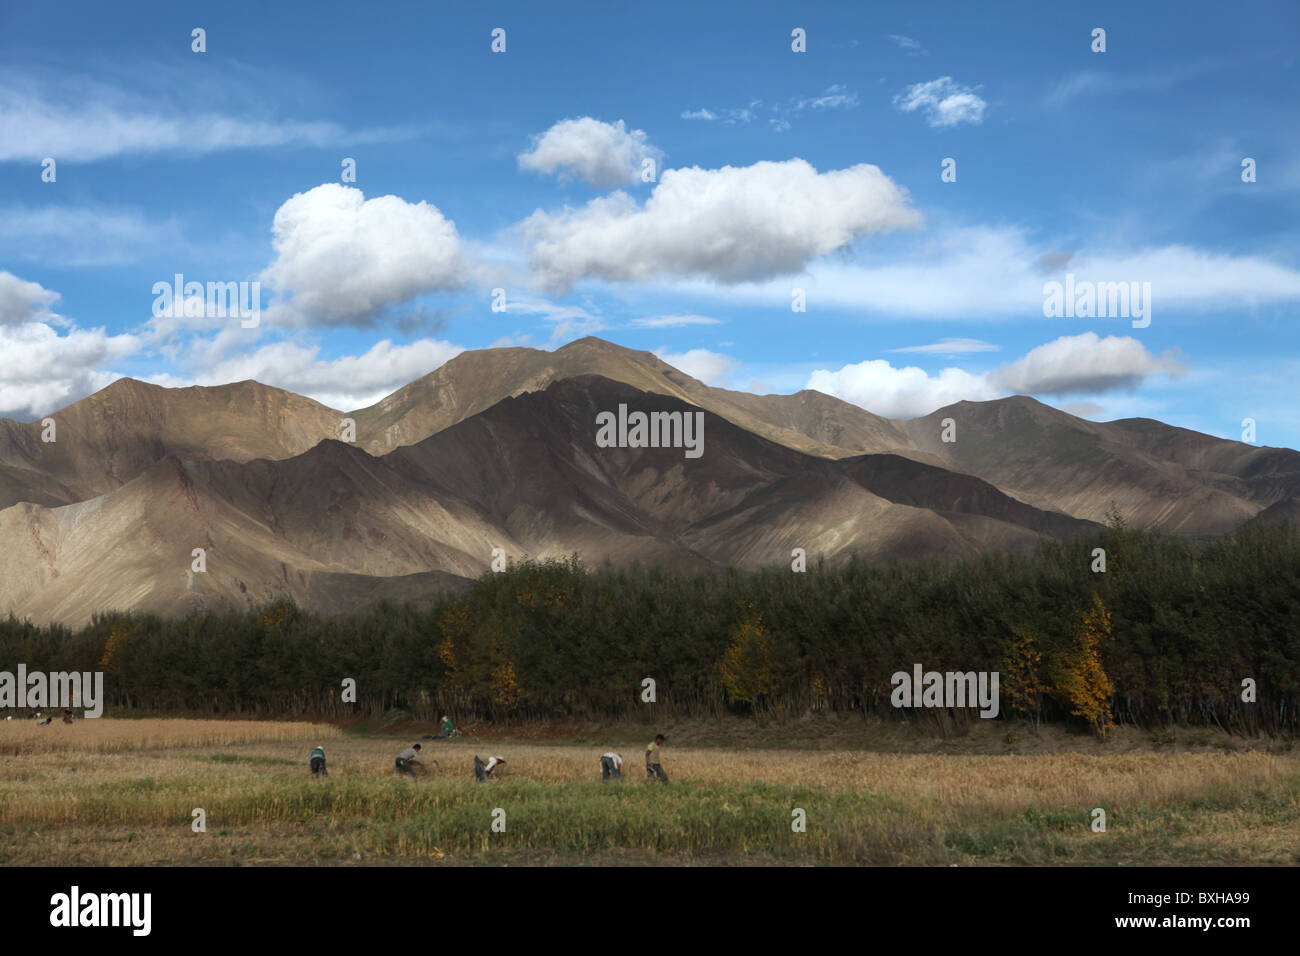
left=2, top=520, right=1296, bottom=734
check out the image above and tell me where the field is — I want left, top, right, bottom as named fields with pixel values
left=1, top=718, right=1297, bottom=866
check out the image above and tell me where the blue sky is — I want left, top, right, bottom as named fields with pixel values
left=1, top=0, right=1298, bottom=449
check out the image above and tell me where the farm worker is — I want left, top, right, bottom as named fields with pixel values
left=483, top=755, right=506, bottom=778
left=62, top=710, right=74, bottom=725
left=645, top=735, right=668, bottom=783
left=396, top=743, right=424, bottom=777
left=600, top=752, right=623, bottom=781
left=441, top=715, right=456, bottom=738
left=309, top=745, right=329, bottom=777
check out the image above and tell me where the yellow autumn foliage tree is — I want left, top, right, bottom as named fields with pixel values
left=719, top=604, right=779, bottom=706
left=490, top=654, right=521, bottom=710
left=1053, top=593, right=1115, bottom=736
left=99, top=625, right=130, bottom=671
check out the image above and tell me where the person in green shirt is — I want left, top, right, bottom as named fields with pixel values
left=309, top=745, right=329, bottom=778
left=645, top=734, right=668, bottom=783
left=440, top=715, right=456, bottom=738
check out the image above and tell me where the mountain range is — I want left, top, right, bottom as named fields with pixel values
left=3, top=336, right=1296, bottom=625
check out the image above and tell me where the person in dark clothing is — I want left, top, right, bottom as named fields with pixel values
left=309, top=745, right=329, bottom=777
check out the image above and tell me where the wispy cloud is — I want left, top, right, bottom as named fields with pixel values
left=887, top=34, right=929, bottom=57
left=793, top=85, right=859, bottom=112
left=681, top=86, right=859, bottom=133
left=646, top=226, right=1300, bottom=320
left=502, top=293, right=606, bottom=341
left=893, top=76, right=986, bottom=128
left=0, top=68, right=408, bottom=163
left=0, top=204, right=190, bottom=266
left=890, top=338, right=999, bottom=355
left=629, top=314, right=722, bottom=329
left=1045, top=62, right=1218, bottom=107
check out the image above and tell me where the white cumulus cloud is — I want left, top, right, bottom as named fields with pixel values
left=151, top=337, right=465, bottom=411
left=0, top=272, right=139, bottom=418
left=807, top=360, right=1000, bottom=418
left=0, top=270, right=62, bottom=325
left=518, top=117, right=663, bottom=188
left=808, top=333, right=1183, bottom=417
left=655, top=348, right=738, bottom=386
left=522, top=158, right=920, bottom=291
left=991, top=332, right=1183, bottom=396
left=0, top=322, right=139, bottom=419
left=260, top=184, right=466, bottom=327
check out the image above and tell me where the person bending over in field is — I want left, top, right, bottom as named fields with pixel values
left=62, top=710, right=74, bottom=725
left=396, top=743, right=424, bottom=778
left=309, top=745, right=329, bottom=778
left=600, top=751, right=623, bottom=782
left=645, top=735, right=668, bottom=783
left=440, top=715, right=457, bottom=738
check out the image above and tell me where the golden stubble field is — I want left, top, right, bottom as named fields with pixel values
left=1, top=719, right=1297, bottom=866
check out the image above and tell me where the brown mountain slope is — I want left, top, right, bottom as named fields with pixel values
left=0, top=375, right=1096, bottom=625
left=350, top=336, right=914, bottom=460
left=0, top=378, right=345, bottom=510
left=902, top=396, right=1300, bottom=534
left=0, top=448, right=481, bottom=626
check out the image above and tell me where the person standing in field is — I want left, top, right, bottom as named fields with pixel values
left=600, top=751, right=623, bottom=782
left=395, top=743, right=424, bottom=778
left=645, top=735, right=668, bottom=783
left=309, top=745, right=329, bottom=778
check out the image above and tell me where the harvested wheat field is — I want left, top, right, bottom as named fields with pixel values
left=1, top=720, right=1296, bottom=866
left=0, top=718, right=342, bottom=756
